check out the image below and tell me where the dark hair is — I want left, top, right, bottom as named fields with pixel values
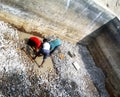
left=43, top=38, right=48, bottom=42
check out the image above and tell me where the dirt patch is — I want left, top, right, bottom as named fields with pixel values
left=18, top=31, right=56, bottom=76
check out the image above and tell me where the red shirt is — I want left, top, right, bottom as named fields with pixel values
left=30, top=37, right=42, bottom=49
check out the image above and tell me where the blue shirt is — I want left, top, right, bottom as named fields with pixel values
left=49, top=38, right=62, bottom=51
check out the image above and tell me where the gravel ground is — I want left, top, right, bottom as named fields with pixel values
left=51, top=40, right=109, bottom=97
left=0, top=21, right=109, bottom=97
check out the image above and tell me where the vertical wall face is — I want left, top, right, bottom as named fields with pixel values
left=0, top=0, right=115, bottom=42
left=86, top=18, right=120, bottom=97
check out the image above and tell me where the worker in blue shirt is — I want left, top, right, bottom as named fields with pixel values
left=49, top=38, right=62, bottom=55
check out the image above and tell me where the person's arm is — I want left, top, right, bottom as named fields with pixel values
left=38, top=59, right=45, bottom=67
left=32, top=48, right=42, bottom=59
left=38, top=53, right=47, bottom=67
left=38, top=49, right=50, bottom=67
left=32, top=54, right=37, bottom=60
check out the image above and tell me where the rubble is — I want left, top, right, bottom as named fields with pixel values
left=0, top=21, right=109, bottom=97
left=51, top=41, right=109, bottom=97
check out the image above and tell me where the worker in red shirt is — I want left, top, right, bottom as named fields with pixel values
left=27, top=36, right=42, bottom=51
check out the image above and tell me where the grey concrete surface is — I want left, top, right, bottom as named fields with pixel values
left=0, top=0, right=115, bottom=42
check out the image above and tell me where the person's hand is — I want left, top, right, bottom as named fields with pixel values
left=38, top=65, right=43, bottom=68
left=32, top=57, right=36, bottom=60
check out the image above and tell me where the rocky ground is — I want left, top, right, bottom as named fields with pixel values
left=0, top=21, right=109, bottom=97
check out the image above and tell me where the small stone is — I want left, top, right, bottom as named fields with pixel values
left=68, top=51, right=75, bottom=57
left=58, top=53, right=65, bottom=59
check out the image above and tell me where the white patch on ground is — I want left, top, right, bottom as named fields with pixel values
left=0, top=21, right=25, bottom=73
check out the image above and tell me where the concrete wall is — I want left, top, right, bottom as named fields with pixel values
left=81, top=17, right=120, bottom=97
left=94, top=0, right=120, bottom=18
left=0, top=0, right=115, bottom=43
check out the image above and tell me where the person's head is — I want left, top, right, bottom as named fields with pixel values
left=43, top=38, right=49, bottom=42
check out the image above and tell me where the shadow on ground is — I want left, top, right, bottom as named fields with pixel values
left=0, top=72, right=54, bottom=97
